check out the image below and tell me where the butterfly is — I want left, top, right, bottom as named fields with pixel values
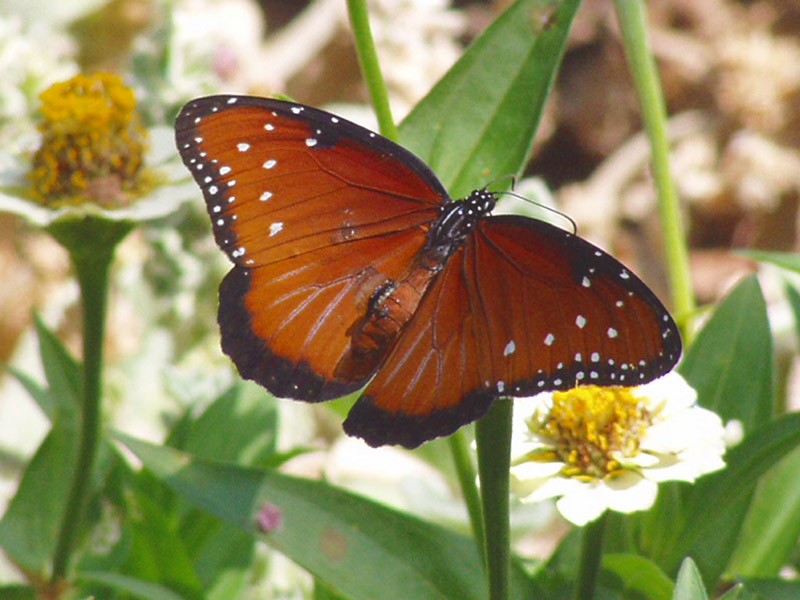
left=175, top=95, right=682, bottom=449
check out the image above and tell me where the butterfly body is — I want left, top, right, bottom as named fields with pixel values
left=176, top=95, right=681, bottom=448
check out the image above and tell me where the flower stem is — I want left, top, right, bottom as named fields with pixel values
left=574, top=513, right=607, bottom=600
left=475, top=399, right=513, bottom=600
left=346, top=0, right=399, bottom=141
left=447, top=430, right=485, bottom=562
left=48, top=216, right=131, bottom=583
left=612, top=0, right=696, bottom=340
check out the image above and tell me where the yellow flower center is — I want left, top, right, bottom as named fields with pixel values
left=29, top=72, right=150, bottom=207
left=528, top=385, right=652, bottom=479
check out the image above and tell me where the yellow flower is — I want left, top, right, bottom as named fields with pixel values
left=29, top=72, right=150, bottom=208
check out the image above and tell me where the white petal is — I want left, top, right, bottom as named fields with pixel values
left=555, top=482, right=609, bottom=526
left=524, top=476, right=586, bottom=503
left=605, top=473, right=658, bottom=513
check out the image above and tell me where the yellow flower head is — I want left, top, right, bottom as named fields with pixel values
left=29, top=72, right=149, bottom=208
left=529, top=385, right=651, bottom=479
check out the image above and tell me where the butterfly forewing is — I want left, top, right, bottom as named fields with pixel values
left=176, top=96, right=443, bottom=400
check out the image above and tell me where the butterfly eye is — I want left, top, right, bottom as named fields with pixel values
left=176, top=95, right=681, bottom=448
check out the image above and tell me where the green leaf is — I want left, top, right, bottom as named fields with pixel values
left=672, top=559, right=708, bottom=600
left=680, top=275, right=773, bottom=428
left=603, top=554, right=673, bottom=600
left=78, top=571, right=189, bottom=600
left=117, top=434, right=537, bottom=600
left=34, top=313, right=82, bottom=414
left=0, top=584, right=36, bottom=600
left=726, top=444, right=800, bottom=577
left=4, top=365, right=57, bottom=423
left=181, top=382, right=278, bottom=465
left=0, top=418, right=78, bottom=573
left=737, top=250, right=800, bottom=275
left=120, top=486, right=204, bottom=598
left=736, top=578, right=800, bottom=599
left=785, top=282, right=800, bottom=352
left=399, top=0, right=580, bottom=198
left=640, top=276, right=775, bottom=584
left=661, top=414, right=800, bottom=577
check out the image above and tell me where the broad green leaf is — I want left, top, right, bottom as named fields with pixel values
left=399, top=0, right=580, bottom=198
left=603, top=554, right=673, bottom=600
left=726, top=444, right=800, bottom=577
left=78, top=571, right=189, bottom=600
left=680, top=275, right=773, bottom=428
left=672, top=559, right=708, bottom=600
left=0, top=419, right=78, bottom=573
left=118, top=434, right=538, bottom=600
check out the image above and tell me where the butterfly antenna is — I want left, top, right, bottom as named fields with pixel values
left=485, top=173, right=517, bottom=192
left=496, top=188, right=578, bottom=235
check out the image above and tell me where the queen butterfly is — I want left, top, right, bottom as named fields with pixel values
left=175, top=95, right=681, bottom=449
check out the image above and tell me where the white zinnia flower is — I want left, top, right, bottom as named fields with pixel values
left=510, top=372, right=726, bottom=527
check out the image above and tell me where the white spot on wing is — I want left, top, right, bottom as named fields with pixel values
left=237, top=143, right=250, bottom=152
left=544, top=333, right=555, bottom=346
left=306, top=138, right=318, bottom=147
left=260, top=191, right=273, bottom=201
left=269, top=222, right=283, bottom=237
left=576, top=315, right=586, bottom=328
left=503, top=340, right=516, bottom=356
left=607, top=327, right=618, bottom=339
left=263, top=159, right=277, bottom=169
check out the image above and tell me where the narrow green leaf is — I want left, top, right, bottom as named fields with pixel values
left=78, top=571, right=189, bottom=600
left=5, top=365, right=57, bottom=422
left=0, top=584, right=36, bottom=600
left=641, top=275, right=774, bottom=582
left=726, top=444, right=800, bottom=577
left=679, top=275, right=773, bottom=428
left=399, top=0, right=580, bottom=198
left=672, top=559, right=708, bottom=600
left=117, top=434, right=537, bottom=600
left=0, top=419, right=78, bottom=573
left=33, top=313, right=82, bottom=412
left=182, top=382, right=278, bottom=465
left=738, top=250, right=800, bottom=275
left=785, top=282, right=800, bottom=350
left=122, top=487, right=204, bottom=598
left=603, top=554, right=673, bottom=600
left=665, top=414, right=800, bottom=575
left=736, top=578, right=800, bottom=599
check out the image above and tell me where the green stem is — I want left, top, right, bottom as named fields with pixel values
left=613, top=0, right=696, bottom=341
left=574, top=513, right=607, bottom=600
left=475, top=399, right=513, bottom=600
left=48, top=216, right=131, bottom=583
left=447, top=430, right=485, bottom=562
left=346, top=0, right=399, bottom=141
